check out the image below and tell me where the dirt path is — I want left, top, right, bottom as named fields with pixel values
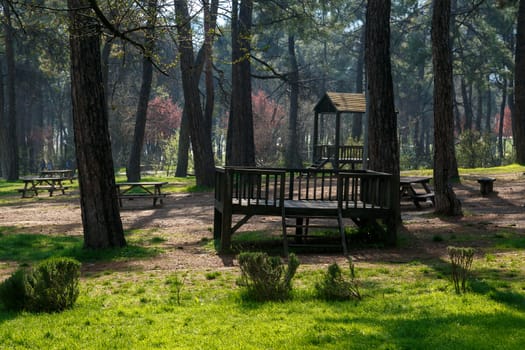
left=1, top=174, right=524, bottom=276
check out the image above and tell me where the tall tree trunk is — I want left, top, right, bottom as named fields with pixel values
left=68, top=0, right=126, bottom=248
left=127, top=0, right=157, bottom=182
left=175, top=0, right=215, bottom=187
left=175, top=0, right=218, bottom=177
left=476, top=85, right=483, bottom=132
left=365, top=0, right=399, bottom=246
left=175, top=108, right=190, bottom=177
left=485, top=84, right=492, bottom=133
left=2, top=0, right=19, bottom=180
left=514, top=0, right=525, bottom=164
left=285, top=34, right=302, bottom=168
left=0, top=64, right=4, bottom=178
left=431, top=0, right=462, bottom=216
left=498, top=78, right=507, bottom=163
left=351, top=14, right=365, bottom=140
left=203, top=0, right=218, bottom=140
left=461, top=78, right=473, bottom=131
left=226, top=0, right=255, bottom=166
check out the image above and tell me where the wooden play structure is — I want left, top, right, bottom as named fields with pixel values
left=214, top=92, right=397, bottom=255
left=214, top=166, right=396, bottom=255
left=311, top=92, right=366, bottom=169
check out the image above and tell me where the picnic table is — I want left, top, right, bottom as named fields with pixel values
left=40, top=169, right=76, bottom=183
left=19, top=176, right=70, bottom=198
left=400, top=176, right=435, bottom=209
left=116, top=182, right=168, bottom=207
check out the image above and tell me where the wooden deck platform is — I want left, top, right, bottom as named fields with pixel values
left=214, top=167, right=396, bottom=254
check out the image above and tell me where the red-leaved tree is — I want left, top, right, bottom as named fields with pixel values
left=142, top=97, right=182, bottom=166
left=146, top=97, right=182, bottom=144
left=493, top=106, right=513, bottom=137
left=252, top=90, right=286, bottom=166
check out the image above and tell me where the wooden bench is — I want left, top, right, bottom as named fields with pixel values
left=399, top=176, right=435, bottom=209
left=118, top=193, right=167, bottom=207
left=477, top=177, right=495, bottom=195
left=116, top=182, right=168, bottom=207
left=18, top=177, right=70, bottom=198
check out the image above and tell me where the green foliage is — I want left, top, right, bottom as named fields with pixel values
left=0, top=257, right=80, bottom=312
left=400, top=144, right=432, bottom=170
left=448, top=246, right=475, bottom=294
left=205, top=271, right=221, bottom=280
left=166, top=273, right=186, bottom=306
left=456, top=131, right=499, bottom=168
left=237, top=252, right=300, bottom=301
left=0, top=269, right=29, bottom=311
left=315, top=258, right=362, bottom=301
left=433, top=234, right=445, bottom=242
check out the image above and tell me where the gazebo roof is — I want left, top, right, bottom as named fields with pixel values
left=314, top=92, right=366, bottom=114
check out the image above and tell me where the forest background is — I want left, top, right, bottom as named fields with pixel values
left=0, top=0, right=519, bottom=180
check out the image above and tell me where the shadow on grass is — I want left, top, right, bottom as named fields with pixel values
left=226, top=229, right=382, bottom=257
left=470, top=275, right=525, bottom=312
left=309, top=306, right=525, bottom=349
left=0, top=228, right=161, bottom=265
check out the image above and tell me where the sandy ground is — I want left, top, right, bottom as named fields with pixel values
left=1, top=173, right=524, bottom=278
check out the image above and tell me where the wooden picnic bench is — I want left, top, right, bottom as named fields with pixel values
left=18, top=177, right=70, bottom=198
left=399, top=176, right=435, bottom=209
left=40, top=169, right=76, bottom=183
left=116, top=182, right=168, bottom=207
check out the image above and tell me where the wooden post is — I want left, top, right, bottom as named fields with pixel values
left=313, top=111, right=319, bottom=162
left=220, top=167, right=233, bottom=252
left=335, top=111, right=341, bottom=170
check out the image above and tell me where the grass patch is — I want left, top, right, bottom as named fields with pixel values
left=0, top=260, right=524, bottom=349
left=401, top=163, right=525, bottom=178
left=231, top=230, right=283, bottom=252
left=0, top=229, right=161, bottom=265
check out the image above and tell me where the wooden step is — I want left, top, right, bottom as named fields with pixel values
left=285, top=224, right=340, bottom=229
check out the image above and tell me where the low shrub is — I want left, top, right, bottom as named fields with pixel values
left=0, top=257, right=81, bottom=312
left=448, top=246, right=475, bottom=294
left=237, top=252, right=299, bottom=301
left=0, top=269, right=29, bottom=311
left=315, top=258, right=362, bottom=301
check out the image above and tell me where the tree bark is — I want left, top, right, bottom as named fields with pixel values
left=174, top=0, right=215, bottom=187
left=68, top=0, right=126, bottom=248
left=285, top=34, right=302, bottom=168
left=203, top=0, right=218, bottom=144
left=485, top=85, right=492, bottom=133
left=175, top=0, right=218, bottom=177
left=0, top=63, right=4, bottom=178
left=514, top=0, right=525, bottom=164
left=460, top=78, right=473, bottom=131
left=1, top=0, right=19, bottom=180
left=498, top=78, right=507, bottom=163
left=431, top=0, right=462, bottom=216
left=475, top=85, right=482, bottom=132
left=365, top=0, right=399, bottom=246
left=175, top=108, right=190, bottom=177
left=127, top=0, right=157, bottom=182
left=226, top=0, right=255, bottom=166
left=351, top=20, right=365, bottom=141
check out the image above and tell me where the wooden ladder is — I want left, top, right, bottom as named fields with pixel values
left=281, top=208, right=348, bottom=256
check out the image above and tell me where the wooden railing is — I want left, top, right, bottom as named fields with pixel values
left=314, top=145, right=364, bottom=161
left=214, top=167, right=394, bottom=251
left=337, top=171, right=392, bottom=209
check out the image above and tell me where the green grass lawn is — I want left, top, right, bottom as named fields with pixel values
left=0, top=231, right=524, bottom=349
left=0, top=166, right=524, bottom=349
